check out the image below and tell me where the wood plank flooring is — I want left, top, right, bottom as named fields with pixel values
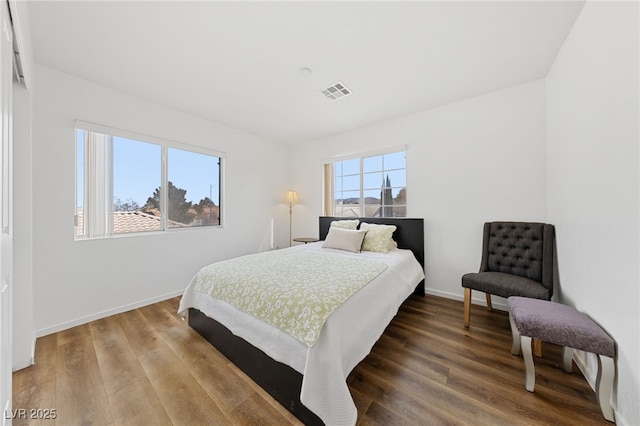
left=13, top=295, right=611, bottom=425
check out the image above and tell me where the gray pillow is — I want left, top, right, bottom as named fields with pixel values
left=322, top=227, right=367, bottom=253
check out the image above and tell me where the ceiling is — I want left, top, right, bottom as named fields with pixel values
left=26, top=1, right=585, bottom=145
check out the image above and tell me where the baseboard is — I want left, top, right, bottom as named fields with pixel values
left=12, top=353, right=34, bottom=372
left=572, top=350, right=597, bottom=392
left=34, top=289, right=184, bottom=338
left=12, top=332, right=36, bottom=372
left=611, top=409, right=630, bottom=426
left=425, top=287, right=465, bottom=301
left=424, top=287, right=509, bottom=311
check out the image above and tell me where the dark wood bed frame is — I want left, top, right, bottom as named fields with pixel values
left=188, top=216, right=425, bottom=425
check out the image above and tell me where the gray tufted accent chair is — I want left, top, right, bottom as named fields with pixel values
left=462, top=221, right=555, bottom=328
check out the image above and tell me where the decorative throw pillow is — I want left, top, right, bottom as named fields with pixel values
left=329, top=219, right=359, bottom=230
left=360, top=222, right=397, bottom=253
left=322, top=227, right=367, bottom=253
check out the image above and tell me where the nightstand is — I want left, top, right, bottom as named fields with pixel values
left=293, top=237, right=319, bottom=244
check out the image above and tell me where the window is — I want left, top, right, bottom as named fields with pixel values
left=75, top=123, right=223, bottom=239
left=324, top=149, right=407, bottom=218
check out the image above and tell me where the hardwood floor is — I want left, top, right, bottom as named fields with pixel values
left=13, top=295, right=611, bottom=425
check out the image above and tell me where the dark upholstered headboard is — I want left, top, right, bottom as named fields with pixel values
left=319, top=216, right=425, bottom=295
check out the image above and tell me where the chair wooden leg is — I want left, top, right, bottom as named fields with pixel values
left=510, top=314, right=541, bottom=360
left=485, top=293, right=493, bottom=311
left=563, top=346, right=573, bottom=373
left=463, top=288, right=471, bottom=328
left=533, top=338, right=543, bottom=357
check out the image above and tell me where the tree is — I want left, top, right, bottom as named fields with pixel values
left=143, top=181, right=194, bottom=224
left=114, top=197, right=140, bottom=212
left=193, top=197, right=216, bottom=213
left=393, top=187, right=407, bottom=217
left=193, top=197, right=219, bottom=225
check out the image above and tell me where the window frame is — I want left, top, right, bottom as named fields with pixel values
left=74, top=120, right=225, bottom=240
left=324, top=145, right=407, bottom=218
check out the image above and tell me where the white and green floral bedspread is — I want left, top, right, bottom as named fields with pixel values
left=192, top=249, right=387, bottom=346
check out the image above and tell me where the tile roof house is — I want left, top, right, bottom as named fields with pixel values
left=75, top=210, right=191, bottom=237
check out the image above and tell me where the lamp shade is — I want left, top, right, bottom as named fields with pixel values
left=283, top=190, right=299, bottom=204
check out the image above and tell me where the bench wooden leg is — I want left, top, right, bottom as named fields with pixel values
left=597, top=355, right=615, bottom=422
left=509, top=314, right=520, bottom=355
left=533, top=338, right=543, bottom=357
left=521, top=336, right=535, bottom=392
left=562, top=346, right=573, bottom=373
left=463, top=288, right=471, bottom=328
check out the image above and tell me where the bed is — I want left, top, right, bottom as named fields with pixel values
left=178, top=216, right=425, bottom=425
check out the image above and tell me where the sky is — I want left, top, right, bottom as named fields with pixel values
left=76, top=131, right=220, bottom=209
left=334, top=151, right=407, bottom=199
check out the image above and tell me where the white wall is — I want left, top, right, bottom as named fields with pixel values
left=546, top=2, right=639, bottom=425
left=29, top=65, right=291, bottom=335
left=290, top=80, right=547, bottom=307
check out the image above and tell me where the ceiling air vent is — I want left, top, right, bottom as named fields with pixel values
left=321, top=82, right=352, bottom=100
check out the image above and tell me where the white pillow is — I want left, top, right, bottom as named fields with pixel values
left=322, top=227, right=367, bottom=253
left=360, top=222, right=397, bottom=253
left=329, top=219, right=359, bottom=230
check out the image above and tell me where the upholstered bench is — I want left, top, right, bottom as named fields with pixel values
left=507, top=296, right=616, bottom=422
